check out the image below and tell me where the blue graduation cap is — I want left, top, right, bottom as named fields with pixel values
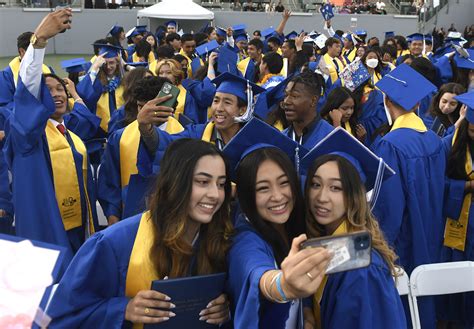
left=232, top=24, right=247, bottom=36
left=406, top=33, right=424, bottom=42
left=196, top=39, right=220, bottom=57
left=375, top=63, right=437, bottom=111
left=108, top=24, right=123, bottom=37
left=216, top=45, right=240, bottom=76
left=354, top=29, right=367, bottom=36
left=285, top=31, right=298, bottom=40
left=454, top=92, right=474, bottom=123
left=261, top=27, right=276, bottom=39
left=385, top=31, right=395, bottom=39
left=125, top=62, right=149, bottom=67
left=254, top=73, right=294, bottom=119
left=454, top=48, right=474, bottom=70
left=223, top=117, right=305, bottom=178
left=216, top=27, right=227, bottom=38
left=234, top=34, right=248, bottom=43
left=300, top=127, right=395, bottom=195
left=339, top=59, right=371, bottom=92
left=94, top=43, right=122, bottom=59
left=61, top=58, right=91, bottom=73
left=125, top=27, right=140, bottom=38
left=424, top=34, right=433, bottom=44
left=136, top=25, right=148, bottom=34
left=165, top=20, right=177, bottom=28
left=320, top=3, right=334, bottom=21
left=212, top=72, right=265, bottom=103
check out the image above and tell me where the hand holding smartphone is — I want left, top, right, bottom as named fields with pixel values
left=157, top=82, right=180, bottom=109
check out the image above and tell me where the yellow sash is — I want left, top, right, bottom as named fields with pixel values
left=132, top=52, right=156, bottom=64
left=390, top=112, right=427, bottom=133
left=237, top=57, right=251, bottom=77
left=119, top=118, right=184, bottom=188
left=45, top=121, right=94, bottom=233
left=280, top=57, right=287, bottom=78
left=149, top=60, right=158, bottom=75
left=97, top=84, right=125, bottom=132
left=201, top=122, right=215, bottom=143
left=9, top=57, right=51, bottom=87
left=396, top=49, right=410, bottom=58
left=344, top=121, right=353, bottom=136
left=178, top=50, right=203, bottom=79
left=90, top=55, right=97, bottom=63
left=313, top=220, right=348, bottom=327
left=323, top=53, right=343, bottom=84
left=343, top=47, right=357, bottom=63
left=125, top=211, right=159, bottom=329
left=273, top=120, right=284, bottom=132
left=175, top=84, right=187, bottom=119
left=444, top=129, right=472, bottom=251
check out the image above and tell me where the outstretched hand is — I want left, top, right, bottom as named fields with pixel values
left=34, top=8, right=72, bottom=43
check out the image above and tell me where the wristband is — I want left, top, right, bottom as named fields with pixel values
left=275, top=272, right=288, bottom=302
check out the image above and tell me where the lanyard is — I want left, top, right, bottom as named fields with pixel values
left=291, top=129, right=303, bottom=145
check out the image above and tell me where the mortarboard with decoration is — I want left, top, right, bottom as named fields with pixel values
left=61, top=58, right=91, bottom=73
left=339, top=59, right=371, bottom=92
left=320, top=3, right=334, bottom=21
left=454, top=91, right=474, bottom=123
left=375, top=63, right=437, bottom=111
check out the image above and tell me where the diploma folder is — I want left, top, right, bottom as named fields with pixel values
left=144, top=272, right=227, bottom=329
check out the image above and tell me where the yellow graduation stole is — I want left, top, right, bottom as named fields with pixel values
left=149, top=59, right=158, bottom=75
left=119, top=118, right=184, bottom=188
left=132, top=51, right=156, bottom=64
left=323, top=53, right=343, bottom=84
left=97, top=84, right=125, bottom=132
left=174, top=84, right=187, bottom=119
left=125, top=211, right=159, bottom=329
left=45, top=121, right=94, bottom=233
left=9, top=57, right=51, bottom=87
left=90, top=55, right=97, bottom=63
left=390, top=112, right=427, bottom=133
left=201, top=122, right=215, bottom=143
left=273, top=120, right=284, bottom=132
left=397, top=49, right=410, bottom=58
left=281, top=57, right=288, bottom=78
left=313, top=220, right=348, bottom=327
left=178, top=50, right=197, bottom=79
left=237, top=57, right=251, bottom=77
left=344, top=121, right=353, bottom=136
left=444, top=129, right=472, bottom=251
left=343, top=47, right=357, bottom=63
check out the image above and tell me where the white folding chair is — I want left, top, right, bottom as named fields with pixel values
left=409, top=261, right=474, bottom=329
left=394, top=266, right=415, bottom=327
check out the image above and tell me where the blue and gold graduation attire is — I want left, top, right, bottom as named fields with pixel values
left=322, top=53, right=345, bottom=85
left=5, top=79, right=99, bottom=266
left=98, top=117, right=184, bottom=220
left=282, top=117, right=334, bottom=149
left=237, top=57, right=258, bottom=83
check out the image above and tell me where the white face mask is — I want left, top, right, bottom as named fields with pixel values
left=383, top=95, right=393, bottom=126
left=366, top=58, right=379, bottom=68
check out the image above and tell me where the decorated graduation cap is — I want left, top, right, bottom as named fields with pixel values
left=216, top=27, right=227, bottom=38
left=61, top=58, right=91, bottom=73
left=299, top=127, right=395, bottom=206
left=375, top=63, right=437, bottom=111
left=108, top=24, right=123, bottom=37
left=93, top=43, right=122, bottom=59
left=339, top=59, right=371, bottom=92
left=320, top=3, right=334, bottom=21
left=125, top=27, right=140, bottom=38
left=407, top=33, right=424, bottom=43
left=454, top=48, right=474, bottom=70
left=196, top=39, right=220, bottom=57
left=212, top=72, right=265, bottom=122
left=223, top=117, right=305, bottom=178
left=285, top=31, right=298, bottom=40
left=454, top=91, right=474, bottom=124
left=385, top=31, right=395, bottom=39
left=165, top=20, right=177, bottom=28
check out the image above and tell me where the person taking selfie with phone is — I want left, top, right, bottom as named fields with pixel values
left=300, top=128, right=406, bottom=329
left=223, top=118, right=331, bottom=329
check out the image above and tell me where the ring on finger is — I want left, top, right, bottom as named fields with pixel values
left=154, top=111, right=158, bottom=116
left=306, top=272, right=314, bottom=280
left=144, top=307, right=150, bottom=315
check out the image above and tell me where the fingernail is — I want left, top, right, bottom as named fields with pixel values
left=199, top=316, right=206, bottom=321
left=169, top=312, right=176, bottom=317
left=199, top=310, right=205, bottom=316
left=206, top=302, right=213, bottom=308
left=165, top=296, right=171, bottom=301
left=162, top=317, right=170, bottom=321
left=170, top=303, right=176, bottom=309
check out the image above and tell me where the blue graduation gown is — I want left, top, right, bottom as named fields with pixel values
left=358, top=89, right=388, bottom=145
left=0, top=106, right=13, bottom=234
left=0, top=66, right=16, bottom=110
left=181, top=77, right=216, bottom=124
left=371, top=125, right=446, bottom=329
left=48, top=214, right=141, bottom=328
left=108, top=105, right=126, bottom=134
left=320, top=251, right=407, bottom=329
left=417, top=91, right=437, bottom=130
left=4, top=79, right=99, bottom=267
left=282, top=118, right=334, bottom=149
left=64, top=101, right=101, bottom=142
left=227, top=215, right=299, bottom=329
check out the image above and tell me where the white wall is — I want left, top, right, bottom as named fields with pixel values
left=422, top=0, right=474, bottom=34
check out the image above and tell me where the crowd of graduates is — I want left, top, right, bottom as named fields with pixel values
left=0, top=6, right=474, bottom=329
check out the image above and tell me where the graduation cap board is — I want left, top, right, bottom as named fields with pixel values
left=196, top=39, right=220, bottom=58
left=261, top=27, right=276, bottom=39
left=285, top=31, right=298, bottom=40
left=234, top=34, right=248, bottom=43
left=320, top=3, right=334, bottom=21
left=61, top=58, right=90, bottom=73
left=165, top=20, right=177, bottom=28
left=232, top=24, right=247, bottom=36
left=454, top=48, right=474, bottom=70
left=108, top=24, right=123, bottom=37
left=254, top=73, right=294, bottom=120
left=375, top=63, right=437, bottom=111
left=407, top=33, right=424, bottom=43
left=339, top=59, right=371, bottom=92
left=125, top=27, right=140, bottom=38
left=136, top=25, right=148, bottom=34
left=216, top=45, right=240, bottom=76
left=315, top=34, right=328, bottom=49
left=454, top=92, right=474, bottom=123
left=93, top=43, right=122, bottom=59
left=299, top=127, right=395, bottom=206
left=216, top=27, right=227, bottom=38
left=223, top=117, right=306, bottom=179
left=385, top=31, right=395, bottom=39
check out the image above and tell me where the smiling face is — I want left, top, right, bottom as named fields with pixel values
left=211, top=92, right=245, bottom=131
left=104, top=57, right=118, bottom=77
left=438, top=92, right=459, bottom=115
left=45, top=76, right=68, bottom=121
left=410, top=40, right=423, bottom=56
left=308, top=161, right=346, bottom=234
left=187, top=155, right=227, bottom=225
left=255, top=160, right=294, bottom=224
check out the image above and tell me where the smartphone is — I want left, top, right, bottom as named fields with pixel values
left=300, top=231, right=371, bottom=274
left=157, top=82, right=180, bottom=109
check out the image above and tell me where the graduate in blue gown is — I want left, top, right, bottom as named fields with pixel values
left=371, top=64, right=446, bottom=328
left=438, top=91, right=474, bottom=328
left=299, top=127, right=406, bottom=329
left=0, top=106, right=13, bottom=234
left=49, top=139, right=232, bottom=328
left=281, top=71, right=334, bottom=149
left=223, top=118, right=330, bottom=329
left=4, top=10, right=98, bottom=267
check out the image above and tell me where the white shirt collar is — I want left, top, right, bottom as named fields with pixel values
left=48, top=118, right=66, bottom=129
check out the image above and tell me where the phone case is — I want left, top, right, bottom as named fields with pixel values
left=300, top=231, right=372, bottom=274
left=157, top=82, right=181, bottom=109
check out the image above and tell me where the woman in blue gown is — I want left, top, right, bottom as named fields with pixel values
left=300, top=129, right=407, bottom=329
left=49, top=139, right=233, bottom=328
